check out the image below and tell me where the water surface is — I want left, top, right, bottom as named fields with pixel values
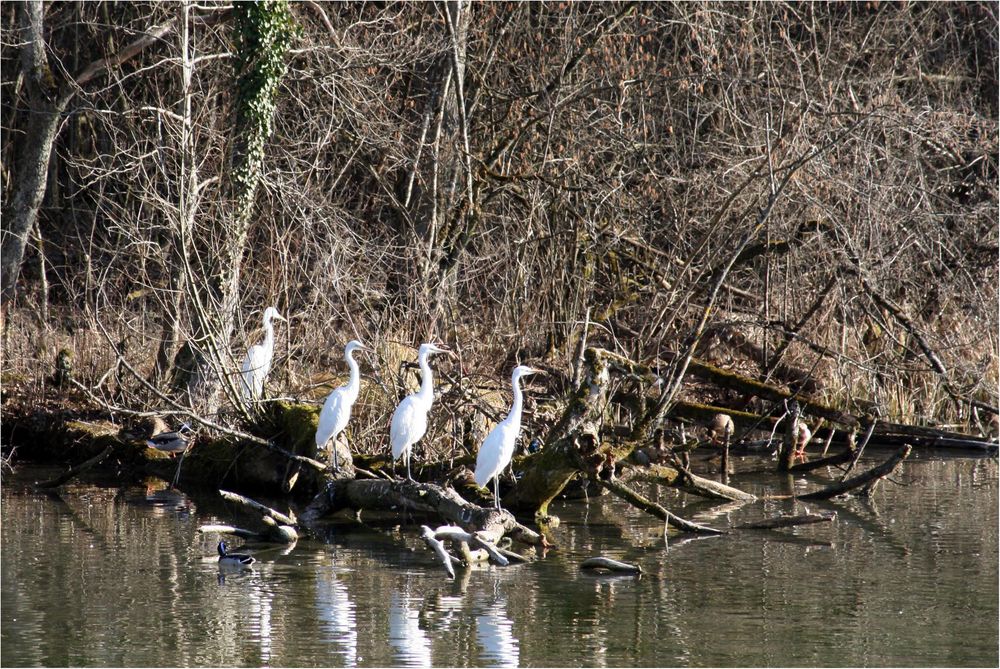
left=2, top=453, right=996, bottom=667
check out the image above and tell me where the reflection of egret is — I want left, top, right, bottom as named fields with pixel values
left=315, top=571, right=358, bottom=665
left=389, top=593, right=432, bottom=667
left=316, top=340, right=367, bottom=469
left=390, top=343, right=450, bottom=480
left=475, top=365, right=541, bottom=510
left=476, top=598, right=520, bottom=668
left=240, top=306, right=286, bottom=401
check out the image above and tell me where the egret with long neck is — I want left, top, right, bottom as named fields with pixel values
left=474, top=365, right=541, bottom=511
left=240, top=306, right=286, bottom=402
left=316, top=340, right=367, bottom=469
left=389, top=342, right=450, bottom=480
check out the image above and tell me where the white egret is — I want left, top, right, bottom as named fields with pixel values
left=474, top=365, right=541, bottom=511
left=389, top=342, right=451, bottom=480
left=316, top=340, right=367, bottom=469
left=240, top=306, right=286, bottom=402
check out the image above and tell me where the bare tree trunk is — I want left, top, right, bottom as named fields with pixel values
left=2, top=1, right=179, bottom=305
left=1, top=1, right=68, bottom=305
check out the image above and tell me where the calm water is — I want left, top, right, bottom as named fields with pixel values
left=2, top=453, right=997, bottom=667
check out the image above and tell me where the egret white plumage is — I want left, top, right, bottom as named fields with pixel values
left=474, top=365, right=541, bottom=511
left=316, top=340, right=367, bottom=469
left=389, top=342, right=451, bottom=480
left=240, top=306, right=286, bottom=402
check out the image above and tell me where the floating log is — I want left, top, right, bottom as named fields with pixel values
left=580, top=557, right=642, bottom=574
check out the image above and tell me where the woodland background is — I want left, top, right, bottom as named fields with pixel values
left=2, top=1, right=997, bottom=452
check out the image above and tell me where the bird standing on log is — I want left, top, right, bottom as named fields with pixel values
left=240, top=306, right=286, bottom=402
left=475, top=365, right=541, bottom=511
left=316, top=340, right=367, bottom=469
left=390, top=343, right=451, bottom=480
left=146, top=423, right=192, bottom=457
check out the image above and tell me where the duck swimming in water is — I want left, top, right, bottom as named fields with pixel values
left=217, top=541, right=255, bottom=566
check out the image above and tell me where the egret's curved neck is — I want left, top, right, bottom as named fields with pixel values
left=262, top=317, right=275, bottom=349
left=507, top=372, right=525, bottom=425
left=417, top=352, right=435, bottom=404
left=345, top=350, right=361, bottom=396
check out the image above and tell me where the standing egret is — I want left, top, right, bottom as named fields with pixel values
left=316, top=340, right=367, bottom=469
left=240, top=306, right=286, bottom=402
left=389, top=342, right=451, bottom=480
left=474, top=365, right=541, bottom=511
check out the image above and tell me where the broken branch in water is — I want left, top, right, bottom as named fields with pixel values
left=593, top=478, right=725, bottom=534
left=798, top=445, right=912, bottom=500
left=734, top=512, right=837, bottom=530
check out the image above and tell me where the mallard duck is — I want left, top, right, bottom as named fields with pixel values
left=146, top=423, right=191, bottom=455
left=217, top=541, right=255, bottom=566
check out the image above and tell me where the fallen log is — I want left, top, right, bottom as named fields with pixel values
left=216, top=490, right=299, bottom=543
left=302, top=478, right=546, bottom=548
left=798, top=445, right=912, bottom=500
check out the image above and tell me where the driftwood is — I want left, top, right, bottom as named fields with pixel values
left=798, top=445, right=912, bottom=500
left=580, top=557, right=642, bottom=574
left=420, top=525, right=456, bottom=578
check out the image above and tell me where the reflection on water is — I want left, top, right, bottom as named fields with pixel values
left=1, top=455, right=997, bottom=667
left=315, top=569, right=358, bottom=665
left=475, top=596, right=519, bottom=668
left=389, top=592, right=433, bottom=667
